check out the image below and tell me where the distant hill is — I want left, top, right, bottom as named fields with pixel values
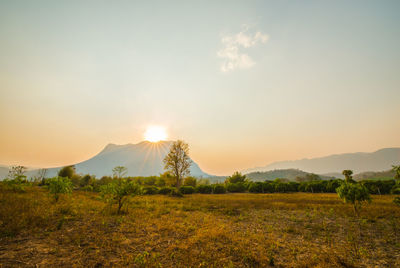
left=244, top=148, right=400, bottom=175
left=245, top=169, right=336, bottom=182
left=1, top=141, right=211, bottom=179
left=354, top=169, right=395, bottom=181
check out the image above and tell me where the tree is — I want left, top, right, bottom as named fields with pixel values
left=7, top=166, right=27, bottom=182
left=336, top=182, right=371, bottom=216
left=392, top=165, right=400, bottom=184
left=48, top=176, right=73, bottom=202
left=226, top=171, right=247, bottom=184
left=112, top=166, right=127, bottom=179
left=58, top=165, right=76, bottom=179
left=163, top=140, right=192, bottom=189
left=100, top=179, right=139, bottom=214
left=33, top=169, right=47, bottom=184
left=342, top=170, right=354, bottom=183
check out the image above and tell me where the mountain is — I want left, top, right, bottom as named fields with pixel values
left=43, top=141, right=210, bottom=178
left=0, top=141, right=211, bottom=179
left=246, top=169, right=336, bottom=182
left=244, top=148, right=400, bottom=175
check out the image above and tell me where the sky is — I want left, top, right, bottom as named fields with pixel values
left=0, top=0, right=399, bottom=175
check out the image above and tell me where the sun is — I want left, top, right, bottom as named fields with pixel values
left=144, top=126, right=167, bottom=142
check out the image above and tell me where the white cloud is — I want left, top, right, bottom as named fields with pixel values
left=217, top=28, right=268, bottom=73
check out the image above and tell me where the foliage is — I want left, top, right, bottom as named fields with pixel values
left=226, top=182, right=246, bottom=193
left=183, top=176, right=197, bottom=187
left=392, top=165, right=400, bottom=184
left=100, top=179, right=139, bottom=214
left=393, top=197, right=400, bottom=206
left=225, top=171, right=247, bottom=184
left=158, top=187, right=174, bottom=195
left=163, top=140, right=192, bottom=188
left=336, top=182, right=371, bottom=215
left=196, top=184, right=213, bottom=194
left=248, top=182, right=264, bottom=193
left=48, top=176, right=73, bottom=202
left=169, top=188, right=183, bottom=197
left=179, top=186, right=195, bottom=194
left=212, top=184, right=226, bottom=194
left=390, top=186, right=400, bottom=195
left=58, top=165, right=76, bottom=179
left=141, top=186, right=159, bottom=195
left=342, top=170, right=355, bottom=183
left=7, top=166, right=28, bottom=183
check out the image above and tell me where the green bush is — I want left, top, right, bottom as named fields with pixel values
left=212, top=184, right=226, bottom=194
left=48, top=176, right=73, bottom=202
left=262, top=182, right=275, bottom=193
left=179, top=186, right=195, bottom=194
left=158, top=187, right=173, bottom=195
left=390, top=186, right=400, bottom=195
left=196, top=185, right=213, bottom=194
left=226, top=182, right=246, bottom=193
left=169, top=188, right=183, bottom=197
left=82, top=185, right=93, bottom=192
left=141, top=186, right=159, bottom=195
left=336, top=182, right=371, bottom=215
left=100, top=179, right=140, bottom=214
left=394, top=197, right=400, bottom=206
left=248, top=182, right=264, bottom=193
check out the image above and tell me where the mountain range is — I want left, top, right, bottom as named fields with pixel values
left=244, top=148, right=400, bottom=175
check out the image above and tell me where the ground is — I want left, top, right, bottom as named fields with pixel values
left=0, top=188, right=399, bottom=267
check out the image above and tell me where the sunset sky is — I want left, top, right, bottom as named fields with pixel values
left=1, top=1, right=399, bottom=175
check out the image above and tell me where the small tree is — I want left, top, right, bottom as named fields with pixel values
left=336, top=182, right=371, bottom=216
left=100, top=179, right=139, bottom=214
left=225, top=171, right=247, bottom=184
left=58, top=165, right=76, bottom=179
left=48, top=176, right=73, bottom=202
left=392, top=165, right=400, bottom=185
left=7, top=166, right=27, bottom=182
left=163, top=140, right=192, bottom=189
left=112, top=166, right=128, bottom=179
left=342, top=170, right=354, bottom=183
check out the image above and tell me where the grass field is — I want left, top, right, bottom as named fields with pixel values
left=0, top=187, right=399, bottom=267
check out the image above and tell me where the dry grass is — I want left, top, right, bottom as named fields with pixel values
left=0, top=186, right=399, bottom=267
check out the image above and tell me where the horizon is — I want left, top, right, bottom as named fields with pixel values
left=1, top=1, right=400, bottom=175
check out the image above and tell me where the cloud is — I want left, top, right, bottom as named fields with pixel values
left=217, top=28, right=268, bottom=73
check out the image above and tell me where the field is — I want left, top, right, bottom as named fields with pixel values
left=0, top=187, right=399, bottom=267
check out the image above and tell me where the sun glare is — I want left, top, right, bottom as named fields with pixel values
left=144, top=126, right=167, bottom=142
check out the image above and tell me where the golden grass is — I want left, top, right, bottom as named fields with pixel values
left=0, top=187, right=399, bottom=267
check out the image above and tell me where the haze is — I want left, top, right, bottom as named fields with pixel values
left=1, top=1, right=399, bottom=175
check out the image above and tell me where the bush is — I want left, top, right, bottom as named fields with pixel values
left=213, top=184, right=226, bottom=194
left=196, top=185, right=213, bottom=194
left=100, top=179, right=140, bottom=214
left=326, top=179, right=343, bottom=193
left=336, top=182, right=371, bottom=215
left=142, top=186, right=159, bottom=195
left=262, top=182, right=275, bottom=193
left=81, top=185, right=93, bottom=192
left=158, top=187, right=173, bottom=195
left=179, top=186, right=195, bottom=194
left=226, top=182, right=246, bottom=193
left=248, top=182, right=264, bottom=193
left=391, top=186, right=400, bottom=195
left=48, top=177, right=73, bottom=202
left=394, top=197, right=400, bottom=206
left=169, top=188, right=183, bottom=197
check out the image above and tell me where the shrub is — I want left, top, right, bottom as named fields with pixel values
left=394, top=197, right=400, bottom=206
left=179, top=186, right=195, bottom=194
left=326, top=179, right=343, bottom=193
left=183, top=177, right=197, bottom=187
left=390, top=186, right=400, bottom=195
left=336, top=182, right=371, bottom=215
left=82, top=185, right=93, bottom=192
left=100, top=179, right=139, bottom=214
left=213, top=184, right=226, bottom=194
left=225, top=171, right=247, bottom=184
left=48, top=176, right=73, bottom=202
left=158, top=187, right=173, bottom=195
left=142, top=186, right=159, bottom=195
left=262, top=182, right=275, bottom=193
left=196, top=184, right=213, bottom=194
left=248, top=182, right=264, bottom=193
left=169, top=188, right=183, bottom=197
left=226, top=182, right=246, bottom=193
